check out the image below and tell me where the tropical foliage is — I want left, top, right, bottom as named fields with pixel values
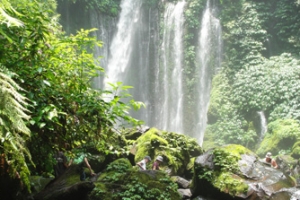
left=0, top=0, right=143, bottom=190
left=205, top=0, right=300, bottom=151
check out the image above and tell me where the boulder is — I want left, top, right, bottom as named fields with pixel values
left=34, top=165, right=95, bottom=200
left=172, top=176, right=191, bottom=188
left=193, top=144, right=299, bottom=200
left=122, top=125, right=150, bottom=140
left=133, top=127, right=203, bottom=176
left=178, top=188, right=192, bottom=199
left=88, top=158, right=181, bottom=200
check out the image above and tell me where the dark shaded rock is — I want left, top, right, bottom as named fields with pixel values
left=194, top=149, right=214, bottom=170
left=276, top=154, right=297, bottom=174
left=123, top=125, right=150, bottom=140
left=34, top=165, right=95, bottom=200
left=29, top=176, right=54, bottom=195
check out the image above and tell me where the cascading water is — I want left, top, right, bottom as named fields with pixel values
left=90, top=10, right=117, bottom=89
left=103, top=0, right=187, bottom=134
left=157, top=1, right=186, bottom=133
left=257, top=111, right=267, bottom=140
left=195, top=0, right=222, bottom=145
left=94, top=0, right=222, bottom=145
left=104, top=0, right=143, bottom=85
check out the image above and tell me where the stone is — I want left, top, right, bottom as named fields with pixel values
left=172, top=176, right=191, bottom=188
left=193, top=144, right=298, bottom=200
left=178, top=188, right=192, bottom=199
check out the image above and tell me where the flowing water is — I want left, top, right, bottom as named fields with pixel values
left=156, top=1, right=186, bottom=133
left=195, top=0, right=222, bottom=145
left=92, top=0, right=222, bottom=145
left=257, top=111, right=267, bottom=140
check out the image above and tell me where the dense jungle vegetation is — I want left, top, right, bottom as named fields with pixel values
left=0, top=0, right=144, bottom=190
left=1, top=0, right=300, bottom=193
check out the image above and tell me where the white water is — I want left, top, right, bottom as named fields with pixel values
left=158, top=1, right=186, bottom=133
left=257, top=111, right=267, bottom=140
left=104, top=0, right=143, bottom=85
left=96, top=0, right=222, bottom=145
left=196, top=0, right=222, bottom=145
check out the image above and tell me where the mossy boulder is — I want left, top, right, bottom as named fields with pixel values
left=122, top=125, right=150, bottom=140
left=193, top=144, right=297, bottom=200
left=88, top=158, right=181, bottom=200
left=34, top=164, right=95, bottom=200
left=256, top=119, right=300, bottom=157
left=132, top=127, right=203, bottom=176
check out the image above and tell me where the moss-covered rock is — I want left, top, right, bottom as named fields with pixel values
left=132, top=127, right=203, bottom=176
left=256, top=119, right=300, bottom=157
left=193, top=144, right=297, bottom=200
left=193, top=144, right=250, bottom=198
left=34, top=164, right=95, bottom=200
left=89, top=158, right=181, bottom=200
left=121, top=126, right=150, bottom=140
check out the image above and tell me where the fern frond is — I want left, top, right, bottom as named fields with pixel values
left=0, top=1, right=24, bottom=27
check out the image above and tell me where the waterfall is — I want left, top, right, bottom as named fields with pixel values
left=90, top=10, right=117, bottom=89
left=102, top=0, right=186, bottom=134
left=257, top=111, right=267, bottom=140
left=157, top=1, right=186, bottom=133
left=195, top=0, right=222, bottom=145
left=104, top=0, right=143, bottom=85
left=93, top=0, right=222, bottom=145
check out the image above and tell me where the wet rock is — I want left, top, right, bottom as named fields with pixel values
left=193, top=144, right=298, bottom=200
left=178, top=188, right=192, bottom=199
left=172, top=176, right=191, bottom=188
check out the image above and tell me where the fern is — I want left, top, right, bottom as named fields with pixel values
left=0, top=65, right=32, bottom=191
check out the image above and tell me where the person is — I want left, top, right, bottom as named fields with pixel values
left=71, top=151, right=96, bottom=181
left=53, top=149, right=70, bottom=178
left=0, top=153, right=9, bottom=176
left=152, top=155, right=163, bottom=170
left=136, top=156, right=151, bottom=171
left=0, top=153, right=23, bottom=199
left=265, top=152, right=279, bottom=169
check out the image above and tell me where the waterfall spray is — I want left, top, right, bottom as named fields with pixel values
left=257, top=111, right=267, bottom=140
left=158, top=0, right=186, bottom=133
left=196, top=0, right=222, bottom=145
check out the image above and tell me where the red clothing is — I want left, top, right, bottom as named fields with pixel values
left=152, top=161, right=160, bottom=170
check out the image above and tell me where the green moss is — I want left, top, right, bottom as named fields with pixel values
left=194, top=145, right=254, bottom=196
left=187, top=157, right=195, bottom=171
left=89, top=182, right=111, bottom=200
left=135, top=128, right=168, bottom=162
left=292, top=141, right=300, bottom=158
left=94, top=167, right=180, bottom=200
left=257, top=119, right=300, bottom=156
left=66, top=173, right=81, bottom=185
left=222, top=144, right=253, bottom=158
left=133, top=127, right=203, bottom=175
left=213, top=172, right=248, bottom=196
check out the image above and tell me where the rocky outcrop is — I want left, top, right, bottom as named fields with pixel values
left=130, top=127, right=203, bottom=176
left=34, top=165, right=96, bottom=200
left=88, top=158, right=181, bottom=200
left=192, top=144, right=299, bottom=200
